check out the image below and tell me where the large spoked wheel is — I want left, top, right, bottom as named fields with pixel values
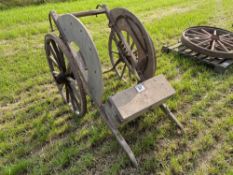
left=44, top=33, right=87, bottom=116
left=108, top=8, right=156, bottom=83
left=181, top=26, right=233, bottom=58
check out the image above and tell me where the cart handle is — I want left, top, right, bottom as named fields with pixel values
left=71, top=8, right=106, bottom=18
left=48, top=11, right=58, bottom=32
left=48, top=4, right=110, bottom=32
left=48, top=7, right=107, bottom=32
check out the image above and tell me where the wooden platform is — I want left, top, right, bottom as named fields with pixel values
left=162, top=42, right=233, bottom=73
left=106, top=75, right=175, bottom=124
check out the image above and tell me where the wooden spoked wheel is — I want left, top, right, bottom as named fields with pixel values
left=181, top=26, right=233, bottom=58
left=108, top=8, right=156, bottom=83
left=44, top=33, right=87, bottom=116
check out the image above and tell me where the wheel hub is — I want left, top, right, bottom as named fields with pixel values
left=211, top=34, right=219, bottom=40
left=118, top=41, right=137, bottom=64
left=55, top=72, right=67, bottom=84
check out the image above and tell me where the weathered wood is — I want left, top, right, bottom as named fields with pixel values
left=108, top=75, right=175, bottom=124
left=57, top=14, right=103, bottom=105
left=162, top=42, right=233, bottom=73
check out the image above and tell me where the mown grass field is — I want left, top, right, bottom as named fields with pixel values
left=0, top=0, right=233, bottom=174
left=0, top=0, right=70, bottom=10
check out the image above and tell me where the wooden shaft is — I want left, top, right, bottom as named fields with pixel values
left=160, top=103, right=184, bottom=132
left=71, top=9, right=106, bottom=18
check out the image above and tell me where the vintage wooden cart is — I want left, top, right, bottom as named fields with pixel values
left=44, top=4, right=183, bottom=167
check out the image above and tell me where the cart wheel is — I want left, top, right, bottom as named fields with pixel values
left=181, top=26, right=233, bottom=58
left=108, top=8, right=156, bottom=82
left=44, top=33, right=87, bottom=116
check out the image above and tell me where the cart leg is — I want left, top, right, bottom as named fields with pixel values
left=100, top=109, right=138, bottom=167
left=160, top=103, right=184, bottom=132
left=111, top=127, right=138, bottom=167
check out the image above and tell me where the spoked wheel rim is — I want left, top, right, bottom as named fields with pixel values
left=44, top=33, right=86, bottom=116
left=108, top=8, right=156, bottom=83
left=181, top=26, right=233, bottom=58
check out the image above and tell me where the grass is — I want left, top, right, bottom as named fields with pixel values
left=0, top=0, right=233, bottom=174
left=0, top=0, right=70, bottom=10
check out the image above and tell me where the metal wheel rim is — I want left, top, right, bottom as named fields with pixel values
left=181, top=26, right=233, bottom=58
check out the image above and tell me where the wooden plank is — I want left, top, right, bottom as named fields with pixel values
left=209, top=58, right=224, bottom=65
left=190, top=51, right=199, bottom=57
left=220, top=59, right=233, bottom=68
left=182, top=48, right=193, bottom=55
left=162, top=43, right=181, bottom=53
left=162, top=43, right=233, bottom=73
left=109, top=75, right=175, bottom=124
left=178, top=45, right=187, bottom=52
left=196, top=54, right=208, bottom=60
left=169, top=42, right=181, bottom=50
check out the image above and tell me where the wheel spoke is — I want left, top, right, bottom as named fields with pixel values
left=197, top=39, right=211, bottom=46
left=213, top=30, right=217, bottom=35
left=221, top=33, right=231, bottom=37
left=58, top=47, right=66, bottom=72
left=211, top=40, right=216, bottom=51
left=190, top=38, right=210, bottom=44
left=201, top=29, right=212, bottom=36
left=187, top=35, right=210, bottom=41
left=128, top=68, right=132, bottom=79
left=58, top=83, right=65, bottom=91
left=112, top=57, right=122, bottom=69
left=74, top=88, right=82, bottom=104
left=49, top=56, right=59, bottom=68
left=69, top=78, right=81, bottom=100
left=112, top=32, right=119, bottom=43
left=224, top=37, right=233, bottom=42
left=65, top=63, right=72, bottom=75
left=188, top=34, right=210, bottom=42
left=131, top=42, right=135, bottom=50
left=220, top=40, right=233, bottom=50
left=204, top=44, right=210, bottom=49
left=65, top=84, right=70, bottom=103
left=48, top=44, right=59, bottom=62
left=52, top=70, right=59, bottom=77
left=217, top=40, right=229, bottom=52
left=222, top=35, right=233, bottom=41
left=71, top=95, right=79, bottom=111
left=67, top=77, right=82, bottom=112
left=127, top=32, right=130, bottom=44
left=189, top=30, right=208, bottom=37
left=221, top=38, right=233, bottom=45
left=111, top=50, right=119, bottom=55
left=70, top=89, right=79, bottom=110
left=50, top=41, right=60, bottom=62
left=132, top=48, right=137, bottom=55
left=51, top=40, right=67, bottom=71
left=120, top=63, right=127, bottom=79
left=48, top=43, right=65, bottom=73
left=186, top=33, right=208, bottom=38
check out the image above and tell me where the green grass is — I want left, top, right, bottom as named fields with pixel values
left=0, top=0, right=73, bottom=10
left=0, top=0, right=233, bottom=174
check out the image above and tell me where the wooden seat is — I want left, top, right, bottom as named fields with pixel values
left=106, top=74, right=175, bottom=125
